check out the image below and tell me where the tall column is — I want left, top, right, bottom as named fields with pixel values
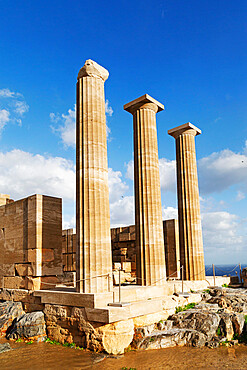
left=76, top=59, right=112, bottom=293
left=124, top=94, right=166, bottom=286
left=168, top=122, right=205, bottom=280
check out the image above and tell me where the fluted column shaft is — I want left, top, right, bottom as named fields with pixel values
left=124, top=95, right=166, bottom=286
left=169, top=123, right=205, bottom=280
left=76, top=60, right=112, bottom=293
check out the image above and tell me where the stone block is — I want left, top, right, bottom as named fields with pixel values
left=3, top=276, right=26, bottom=289
left=42, top=249, right=54, bottom=262
left=26, top=276, right=59, bottom=291
left=131, top=262, right=136, bottom=271
left=113, top=263, right=121, bottom=271
left=0, top=263, right=15, bottom=276
left=15, top=264, right=33, bottom=277
left=122, top=262, right=131, bottom=273
left=97, top=320, right=134, bottom=355
left=119, top=233, right=130, bottom=242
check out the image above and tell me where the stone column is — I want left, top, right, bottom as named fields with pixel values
left=76, top=59, right=112, bottom=293
left=124, top=94, right=166, bottom=286
left=168, top=122, right=205, bottom=280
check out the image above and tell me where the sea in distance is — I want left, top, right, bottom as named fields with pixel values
left=205, top=264, right=247, bottom=279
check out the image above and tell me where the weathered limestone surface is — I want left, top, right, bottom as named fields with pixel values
left=164, top=219, right=180, bottom=279
left=76, top=59, right=112, bottom=293
left=132, top=288, right=247, bottom=350
left=0, top=194, right=62, bottom=290
left=124, top=94, right=166, bottom=286
left=168, top=123, right=205, bottom=280
left=0, top=301, right=25, bottom=336
left=7, top=311, right=46, bottom=342
left=62, top=229, right=76, bottom=272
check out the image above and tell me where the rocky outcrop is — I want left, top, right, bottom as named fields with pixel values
left=0, top=301, right=46, bottom=342
left=207, top=287, right=247, bottom=313
left=0, top=301, right=25, bottom=336
left=7, top=311, right=46, bottom=342
left=131, top=288, right=247, bottom=350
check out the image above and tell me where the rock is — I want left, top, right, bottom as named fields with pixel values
left=206, top=340, right=220, bottom=348
left=194, top=302, right=220, bottom=311
left=206, top=288, right=247, bottom=313
left=137, top=328, right=207, bottom=350
left=231, top=313, right=245, bottom=336
left=156, top=320, right=173, bottom=331
left=218, top=313, right=234, bottom=341
left=7, top=311, right=46, bottom=342
left=132, top=324, right=155, bottom=348
left=0, top=301, right=25, bottom=336
left=169, top=310, right=220, bottom=341
left=0, top=343, right=12, bottom=354
left=97, top=319, right=134, bottom=355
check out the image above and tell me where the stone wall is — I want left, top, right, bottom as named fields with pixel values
left=62, top=229, right=76, bottom=272
left=0, top=194, right=62, bottom=290
left=62, top=220, right=180, bottom=278
left=164, top=219, right=180, bottom=279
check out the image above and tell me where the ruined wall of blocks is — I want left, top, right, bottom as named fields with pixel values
left=62, top=220, right=180, bottom=278
left=0, top=194, right=63, bottom=290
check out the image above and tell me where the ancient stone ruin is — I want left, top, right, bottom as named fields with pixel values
left=0, top=59, right=228, bottom=355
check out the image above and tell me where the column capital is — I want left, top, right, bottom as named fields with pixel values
left=124, top=94, right=164, bottom=114
left=168, top=122, right=201, bottom=139
left=77, top=59, right=109, bottom=82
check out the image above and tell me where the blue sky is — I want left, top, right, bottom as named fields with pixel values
left=0, top=0, right=246, bottom=264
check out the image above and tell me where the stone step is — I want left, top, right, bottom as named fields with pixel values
left=33, top=289, right=113, bottom=309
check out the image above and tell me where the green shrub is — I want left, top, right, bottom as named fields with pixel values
left=222, top=284, right=229, bottom=288
left=217, top=327, right=223, bottom=336
left=175, top=302, right=196, bottom=313
left=45, top=338, right=61, bottom=345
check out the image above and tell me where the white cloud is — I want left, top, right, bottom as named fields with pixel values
left=0, top=88, right=17, bottom=98
left=198, top=149, right=247, bottom=194
left=0, top=149, right=75, bottom=201
left=0, top=148, right=131, bottom=228
left=159, top=158, right=176, bottom=192
left=108, top=168, right=128, bottom=203
left=125, top=159, right=134, bottom=180
left=14, top=101, right=29, bottom=116
left=0, top=109, right=10, bottom=132
left=162, top=206, right=178, bottom=220
left=63, top=216, right=76, bottom=230
left=202, top=211, right=243, bottom=251
left=51, top=100, right=113, bottom=148
left=0, top=88, right=29, bottom=131
left=105, top=99, right=113, bottom=116
left=110, top=196, right=134, bottom=227
left=50, top=106, right=76, bottom=148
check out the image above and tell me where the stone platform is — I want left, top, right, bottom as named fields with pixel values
left=33, top=276, right=230, bottom=324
